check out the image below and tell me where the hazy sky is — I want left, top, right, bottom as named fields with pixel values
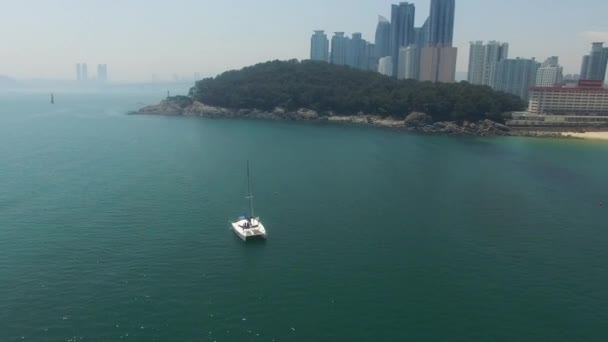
left=1, top=0, right=607, bottom=81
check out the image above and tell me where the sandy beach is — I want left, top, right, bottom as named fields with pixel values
left=561, top=131, right=608, bottom=140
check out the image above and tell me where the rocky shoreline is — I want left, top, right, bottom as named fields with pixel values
left=133, top=99, right=566, bottom=138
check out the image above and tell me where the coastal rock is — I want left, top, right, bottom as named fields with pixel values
left=137, top=100, right=183, bottom=115
left=135, top=99, right=530, bottom=138
left=273, top=107, right=286, bottom=115
left=404, top=112, right=432, bottom=128
left=432, top=122, right=444, bottom=128
left=494, top=123, right=511, bottom=132
left=442, top=122, right=465, bottom=134
left=295, top=108, right=319, bottom=120
left=323, top=115, right=403, bottom=128
left=370, top=116, right=404, bottom=128
left=183, top=101, right=232, bottom=117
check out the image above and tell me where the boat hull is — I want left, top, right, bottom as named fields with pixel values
left=231, top=219, right=267, bottom=241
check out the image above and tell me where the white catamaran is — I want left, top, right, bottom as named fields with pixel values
left=231, top=161, right=267, bottom=241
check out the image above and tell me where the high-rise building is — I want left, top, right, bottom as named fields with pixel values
left=346, top=33, right=357, bottom=68
left=398, top=45, right=420, bottom=80
left=492, top=58, right=540, bottom=100
left=467, top=41, right=486, bottom=85
left=374, top=16, right=391, bottom=59
left=483, top=41, right=509, bottom=86
left=418, top=0, right=456, bottom=83
left=535, top=57, right=563, bottom=87
left=347, top=33, right=369, bottom=70
left=580, top=55, right=590, bottom=79
left=468, top=41, right=509, bottom=86
left=81, top=63, right=88, bottom=81
left=389, top=2, right=416, bottom=76
left=97, top=64, right=108, bottom=82
left=76, top=63, right=81, bottom=81
left=414, top=17, right=429, bottom=49
left=542, top=56, right=559, bottom=68
left=330, top=32, right=349, bottom=66
left=582, top=42, right=608, bottom=81
left=366, top=43, right=378, bottom=71
left=419, top=46, right=457, bottom=83
left=536, top=66, right=563, bottom=87
left=310, top=30, right=329, bottom=62
left=378, top=57, right=394, bottom=77
left=428, top=0, right=455, bottom=47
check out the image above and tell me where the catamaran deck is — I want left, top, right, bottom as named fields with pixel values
left=232, top=219, right=267, bottom=241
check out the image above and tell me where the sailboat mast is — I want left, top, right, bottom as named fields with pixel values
left=247, top=161, right=254, bottom=219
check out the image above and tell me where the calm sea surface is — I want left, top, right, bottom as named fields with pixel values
left=1, top=86, right=607, bottom=341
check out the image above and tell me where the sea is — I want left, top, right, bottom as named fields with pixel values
left=1, top=85, right=607, bottom=341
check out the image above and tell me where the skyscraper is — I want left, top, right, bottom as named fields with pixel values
left=419, top=46, right=457, bottom=83
left=366, top=43, right=377, bottom=71
left=583, top=42, right=608, bottom=81
left=482, top=41, right=509, bottom=86
left=374, top=16, right=391, bottom=59
left=76, top=63, right=81, bottom=81
left=414, top=17, right=429, bottom=49
left=420, top=0, right=457, bottom=83
left=428, top=0, right=455, bottom=47
left=468, top=41, right=509, bottom=86
left=467, top=41, right=485, bottom=84
left=535, top=56, right=562, bottom=87
left=398, top=45, right=420, bottom=80
left=492, top=58, right=540, bottom=100
left=378, top=57, right=394, bottom=77
left=330, top=32, right=349, bottom=66
left=347, top=33, right=369, bottom=70
left=580, top=55, right=590, bottom=79
left=389, top=2, right=416, bottom=76
left=97, top=64, right=108, bottom=82
left=81, top=63, right=88, bottom=81
left=310, top=30, right=329, bottom=62
left=542, top=56, right=559, bottom=68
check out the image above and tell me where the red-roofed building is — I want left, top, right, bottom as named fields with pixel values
left=528, top=80, right=608, bottom=116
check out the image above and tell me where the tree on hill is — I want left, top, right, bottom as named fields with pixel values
left=189, top=60, right=525, bottom=123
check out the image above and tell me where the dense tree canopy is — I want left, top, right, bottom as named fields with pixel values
left=189, top=60, right=525, bottom=122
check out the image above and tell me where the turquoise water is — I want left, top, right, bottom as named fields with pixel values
left=1, top=87, right=608, bottom=341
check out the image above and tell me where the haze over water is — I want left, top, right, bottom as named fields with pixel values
left=1, top=87, right=608, bottom=341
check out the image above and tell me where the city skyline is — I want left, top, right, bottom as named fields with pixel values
left=1, top=0, right=607, bottom=81
left=318, top=0, right=455, bottom=82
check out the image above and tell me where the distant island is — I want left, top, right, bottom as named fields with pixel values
left=136, top=60, right=550, bottom=136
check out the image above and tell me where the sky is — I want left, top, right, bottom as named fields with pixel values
left=1, top=0, right=607, bottom=82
